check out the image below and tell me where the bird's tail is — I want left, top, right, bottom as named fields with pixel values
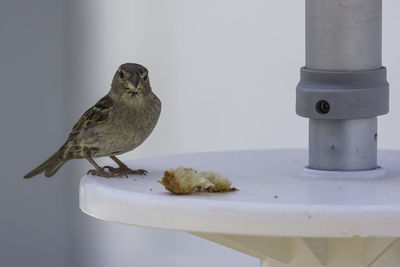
left=24, top=149, right=68, bottom=178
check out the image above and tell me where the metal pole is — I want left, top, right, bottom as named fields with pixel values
left=297, top=0, right=388, bottom=171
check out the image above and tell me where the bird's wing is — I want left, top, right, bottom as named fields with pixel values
left=69, top=95, right=114, bottom=137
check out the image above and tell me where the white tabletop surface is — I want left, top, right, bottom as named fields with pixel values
left=80, top=149, right=400, bottom=238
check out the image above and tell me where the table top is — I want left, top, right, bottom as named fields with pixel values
left=80, top=149, right=400, bottom=238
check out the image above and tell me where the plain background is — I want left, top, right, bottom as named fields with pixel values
left=1, top=0, right=400, bottom=266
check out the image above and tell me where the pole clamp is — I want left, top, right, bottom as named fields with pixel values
left=296, top=67, right=389, bottom=119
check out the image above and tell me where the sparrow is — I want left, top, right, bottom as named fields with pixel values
left=24, top=63, right=161, bottom=178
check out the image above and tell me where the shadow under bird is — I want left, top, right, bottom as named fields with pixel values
left=24, top=63, right=161, bottom=178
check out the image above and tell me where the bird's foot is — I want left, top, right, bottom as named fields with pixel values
left=87, top=168, right=121, bottom=178
left=104, top=165, right=148, bottom=177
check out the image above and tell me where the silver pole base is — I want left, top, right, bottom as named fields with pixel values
left=308, top=117, right=377, bottom=171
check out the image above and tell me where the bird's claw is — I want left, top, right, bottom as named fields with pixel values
left=134, top=169, right=148, bottom=175
left=103, top=166, right=148, bottom=176
left=87, top=168, right=111, bottom=178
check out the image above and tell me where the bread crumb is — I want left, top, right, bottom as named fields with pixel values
left=132, top=178, right=137, bottom=181
left=158, top=166, right=237, bottom=195
left=199, top=171, right=234, bottom=192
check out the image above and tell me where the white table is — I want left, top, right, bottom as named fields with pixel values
left=80, top=150, right=400, bottom=267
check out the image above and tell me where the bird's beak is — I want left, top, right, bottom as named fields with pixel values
left=125, top=76, right=140, bottom=93
left=130, top=74, right=140, bottom=88
left=125, top=81, right=136, bottom=91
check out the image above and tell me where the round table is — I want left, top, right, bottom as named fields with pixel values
left=80, top=150, right=400, bottom=267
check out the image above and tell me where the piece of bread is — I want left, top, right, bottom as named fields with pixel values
left=199, top=171, right=234, bottom=192
left=158, top=166, right=237, bottom=195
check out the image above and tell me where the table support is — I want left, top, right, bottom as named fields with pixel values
left=191, top=233, right=398, bottom=267
left=297, top=0, right=389, bottom=171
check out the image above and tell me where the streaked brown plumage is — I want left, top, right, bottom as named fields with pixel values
left=24, top=63, right=161, bottom=178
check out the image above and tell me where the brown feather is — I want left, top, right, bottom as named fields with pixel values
left=24, top=149, right=67, bottom=178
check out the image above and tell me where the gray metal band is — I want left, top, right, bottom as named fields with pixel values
left=296, top=67, right=389, bottom=119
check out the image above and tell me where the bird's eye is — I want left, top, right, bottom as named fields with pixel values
left=118, top=71, right=124, bottom=79
left=141, top=71, right=148, bottom=80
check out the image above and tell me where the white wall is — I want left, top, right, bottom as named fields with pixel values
left=2, top=0, right=400, bottom=267
left=64, top=1, right=304, bottom=267
left=64, top=1, right=400, bottom=267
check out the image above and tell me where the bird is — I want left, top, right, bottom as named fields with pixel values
left=24, top=63, right=161, bottom=178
